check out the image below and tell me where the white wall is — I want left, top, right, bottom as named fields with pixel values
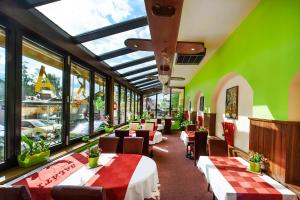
left=215, top=75, right=253, bottom=152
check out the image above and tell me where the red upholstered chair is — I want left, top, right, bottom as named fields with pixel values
left=136, top=130, right=151, bottom=156
left=192, top=131, right=208, bottom=165
left=208, top=139, right=228, bottom=157
left=157, top=118, right=161, bottom=124
left=197, top=116, right=203, bottom=127
left=186, top=124, right=197, bottom=131
left=51, top=185, right=106, bottom=200
left=123, top=137, right=144, bottom=155
left=98, top=136, right=120, bottom=153
left=221, top=122, right=235, bottom=146
left=164, top=118, right=172, bottom=134
left=0, top=185, right=32, bottom=200
left=141, top=119, right=145, bottom=123
left=115, top=130, right=129, bottom=153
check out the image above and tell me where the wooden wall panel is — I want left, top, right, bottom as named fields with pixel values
left=249, top=118, right=300, bottom=186
left=204, top=113, right=216, bottom=136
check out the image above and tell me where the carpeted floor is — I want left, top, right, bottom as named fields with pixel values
left=152, top=133, right=213, bottom=200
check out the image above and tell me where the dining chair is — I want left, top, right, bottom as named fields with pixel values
left=186, top=124, right=197, bottom=131
left=208, top=139, right=228, bottom=157
left=141, top=119, right=145, bottom=123
left=0, top=185, right=32, bottom=200
left=143, top=122, right=155, bottom=131
left=193, top=131, right=208, bottom=165
left=115, top=130, right=129, bottom=153
left=129, top=123, right=139, bottom=131
left=51, top=185, right=106, bottom=200
left=98, top=136, right=120, bottom=153
left=136, top=130, right=150, bottom=156
left=164, top=119, right=172, bottom=134
left=123, top=137, right=144, bottom=155
left=157, top=118, right=161, bottom=124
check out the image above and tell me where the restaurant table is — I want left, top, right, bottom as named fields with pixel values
left=197, top=156, right=297, bottom=200
left=111, top=130, right=163, bottom=145
left=7, top=153, right=159, bottom=200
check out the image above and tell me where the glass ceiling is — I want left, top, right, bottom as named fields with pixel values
left=37, top=0, right=146, bottom=36
left=35, top=0, right=158, bottom=91
left=131, top=78, right=148, bottom=84
left=140, top=82, right=160, bottom=90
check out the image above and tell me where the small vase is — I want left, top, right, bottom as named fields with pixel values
left=250, top=161, right=261, bottom=173
left=88, top=157, right=99, bottom=168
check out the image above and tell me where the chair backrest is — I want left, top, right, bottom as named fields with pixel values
left=186, top=124, right=197, bottom=131
left=208, top=139, right=228, bottom=157
left=51, top=185, right=105, bottom=200
left=129, top=123, right=139, bottom=131
left=115, top=130, right=129, bottom=153
left=136, top=130, right=149, bottom=156
left=98, top=137, right=120, bottom=153
left=164, top=119, right=172, bottom=134
left=143, top=122, right=154, bottom=131
left=140, top=119, right=145, bottom=123
left=157, top=118, right=161, bottom=124
left=194, top=131, right=208, bottom=160
left=0, top=185, right=32, bottom=200
left=123, top=137, right=144, bottom=155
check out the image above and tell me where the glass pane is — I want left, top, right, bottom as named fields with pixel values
left=113, top=83, right=119, bottom=125
left=22, top=39, right=63, bottom=146
left=117, top=60, right=156, bottom=74
left=130, top=91, right=134, bottom=120
left=125, top=68, right=157, bottom=80
left=131, top=78, right=147, bottom=84
left=37, top=0, right=146, bottom=36
left=94, top=73, right=106, bottom=133
left=83, top=26, right=150, bottom=55
left=106, top=51, right=153, bottom=67
left=140, top=82, right=160, bottom=89
left=136, top=94, right=140, bottom=118
left=70, top=63, right=90, bottom=140
left=144, top=94, right=156, bottom=118
left=171, top=88, right=184, bottom=118
left=126, top=89, right=131, bottom=121
left=0, top=28, right=6, bottom=162
left=133, top=93, right=136, bottom=119
left=157, top=93, right=170, bottom=118
left=120, top=86, right=126, bottom=124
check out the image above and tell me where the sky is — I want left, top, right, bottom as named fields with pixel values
left=37, top=0, right=155, bottom=70
left=0, top=48, right=5, bottom=80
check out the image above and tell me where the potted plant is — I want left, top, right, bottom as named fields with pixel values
left=199, top=126, right=207, bottom=132
left=18, top=136, right=50, bottom=168
left=104, top=115, right=113, bottom=134
left=87, top=146, right=101, bottom=168
left=82, top=136, right=90, bottom=142
left=249, top=151, right=266, bottom=173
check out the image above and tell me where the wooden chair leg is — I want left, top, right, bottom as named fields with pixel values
left=207, top=183, right=210, bottom=191
left=212, top=194, right=216, bottom=200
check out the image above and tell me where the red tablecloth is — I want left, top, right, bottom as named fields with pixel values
left=13, top=153, right=142, bottom=200
left=187, top=131, right=195, bottom=141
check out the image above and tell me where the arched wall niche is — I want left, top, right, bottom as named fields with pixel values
left=288, top=70, right=300, bottom=121
left=186, top=97, right=191, bottom=111
left=193, top=91, right=203, bottom=113
left=212, top=73, right=253, bottom=152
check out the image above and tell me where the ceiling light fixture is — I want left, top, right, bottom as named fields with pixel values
left=191, top=48, right=195, bottom=51
left=133, top=44, right=138, bottom=48
left=158, top=74, right=170, bottom=85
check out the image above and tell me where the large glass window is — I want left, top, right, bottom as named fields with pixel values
left=144, top=94, right=156, bottom=118
left=130, top=91, right=134, bottom=120
left=126, top=89, right=131, bottom=122
left=157, top=93, right=170, bottom=118
left=120, top=86, right=126, bottom=124
left=113, top=82, right=119, bottom=125
left=0, top=28, right=6, bottom=162
left=136, top=94, right=140, bottom=118
left=171, top=88, right=184, bottom=117
left=21, top=39, right=63, bottom=145
left=94, top=73, right=106, bottom=133
left=70, top=63, right=90, bottom=140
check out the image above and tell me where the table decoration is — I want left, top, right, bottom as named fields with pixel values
left=87, top=146, right=101, bottom=168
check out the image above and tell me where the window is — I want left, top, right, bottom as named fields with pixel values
left=21, top=39, right=63, bottom=146
left=144, top=94, right=156, bottom=118
left=94, top=73, right=106, bottom=133
left=0, top=28, right=6, bottom=162
left=126, top=89, right=131, bottom=122
left=171, top=88, right=184, bottom=117
left=120, top=86, right=126, bottom=124
left=130, top=91, right=134, bottom=120
left=133, top=92, right=136, bottom=119
left=70, top=63, right=90, bottom=140
left=113, top=82, right=119, bottom=125
left=136, top=94, right=140, bottom=118
left=157, top=93, right=170, bottom=118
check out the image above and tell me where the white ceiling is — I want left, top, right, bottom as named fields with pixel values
left=170, top=0, right=260, bottom=87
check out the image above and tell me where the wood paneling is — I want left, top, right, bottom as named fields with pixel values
left=249, top=118, right=300, bottom=186
left=204, top=113, right=216, bottom=136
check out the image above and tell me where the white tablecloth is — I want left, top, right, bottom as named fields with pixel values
left=197, top=156, right=297, bottom=200
left=7, top=153, right=159, bottom=200
left=180, top=131, right=189, bottom=145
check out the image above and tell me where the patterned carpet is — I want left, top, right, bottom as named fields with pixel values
left=152, top=133, right=213, bottom=200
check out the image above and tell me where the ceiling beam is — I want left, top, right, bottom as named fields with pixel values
left=128, top=71, right=158, bottom=82
left=136, top=80, right=159, bottom=88
left=97, top=47, right=136, bottom=61
left=133, top=78, right=156, bottom=85
left=19, top=0, right=60, bottom=8
left=73, top=16, right=148, bottom=44
left=121, top=65, right=156, bottom=77
left=113, top=55, right=155, bottom=71
left=140, top=83, right=161, bottom=91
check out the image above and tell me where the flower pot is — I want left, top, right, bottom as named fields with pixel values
left=18, top=150, right=50, bottom=168
left=249, top=161, right=261, bottom=173
left=88, top=157, right=99, bottom=168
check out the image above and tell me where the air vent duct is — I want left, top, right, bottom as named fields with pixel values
left=176, top=51, right=206, bottom=65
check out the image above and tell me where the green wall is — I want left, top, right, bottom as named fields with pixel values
left=185, top=0, right=300, bottom=120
